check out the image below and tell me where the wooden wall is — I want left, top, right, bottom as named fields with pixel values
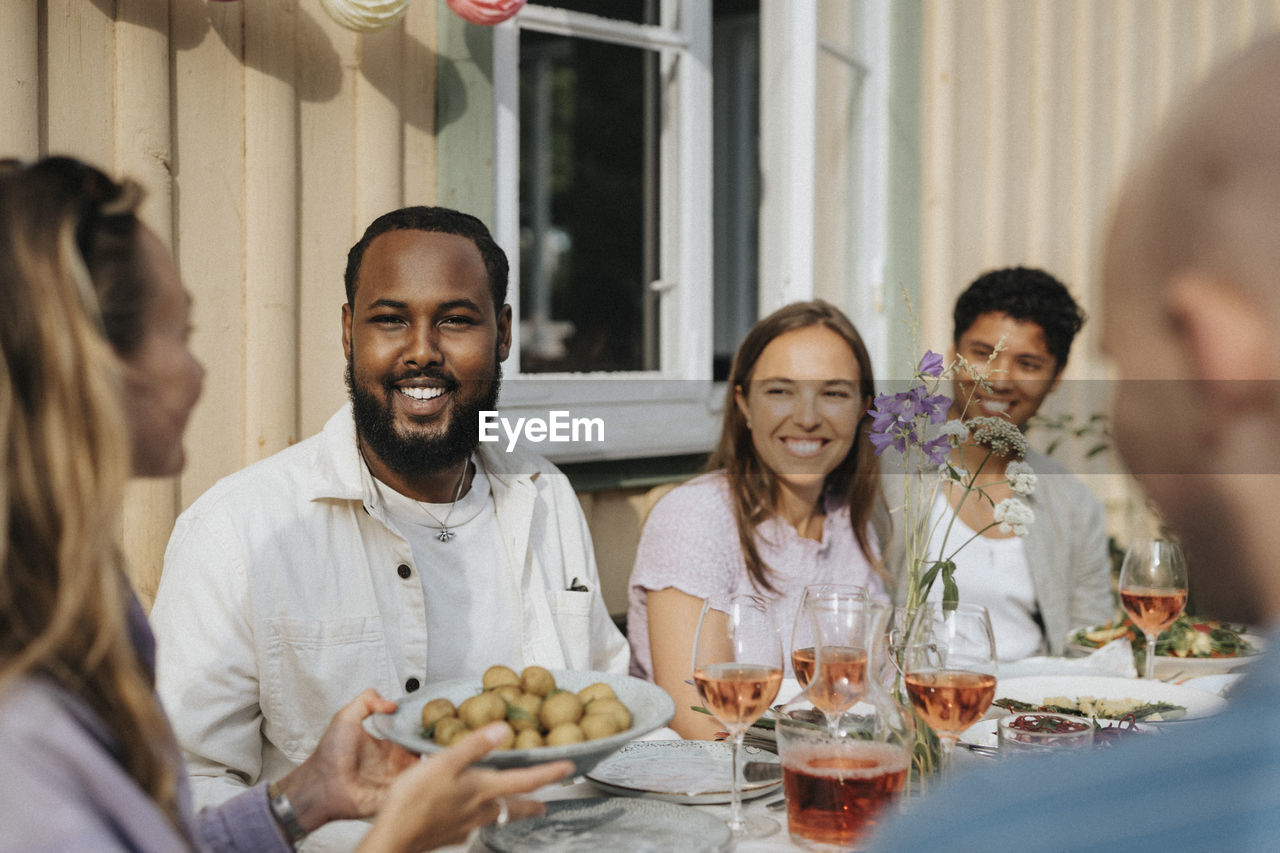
left=2, top=0, right=440, bottom=603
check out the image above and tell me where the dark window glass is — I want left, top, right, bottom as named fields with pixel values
left=519, top=30, right=660, bottom=372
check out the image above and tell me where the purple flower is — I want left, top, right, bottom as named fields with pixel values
left=923, top=393, right=952, bottom=424
left=918, top=350, right=945, bottom=378
left=921, top=434, right=952, bottom=466
left=869, top=429, right=897, bottom=456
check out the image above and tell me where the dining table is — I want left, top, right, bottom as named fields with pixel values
left=433, top=644, right=1250, bottom=852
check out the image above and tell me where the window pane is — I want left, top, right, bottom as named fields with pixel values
left=519, top=30, right=660, bottom=373
left=712, top=0, right=760, bottom=380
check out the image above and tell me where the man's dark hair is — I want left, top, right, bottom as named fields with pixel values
left=952, top=266, right=1086, bottom=371
left=344, top=206, right=509, bottom=308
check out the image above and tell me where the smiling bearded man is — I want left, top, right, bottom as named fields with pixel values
left=150, top=206, right=628, bottom=851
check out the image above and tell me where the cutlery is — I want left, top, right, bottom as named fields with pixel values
left=956, top=741, right=999, bottom=757
left=766, top=797, right=788, bottom=811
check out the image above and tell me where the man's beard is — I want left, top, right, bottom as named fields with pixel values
left=347, top=357, right=501, bottom=478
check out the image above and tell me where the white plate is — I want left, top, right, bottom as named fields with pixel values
left=480, top=797, right=731, bottom=853
left=1065, top=629, right=1264, bottom=678
left=993, top=675, right=1227, bottom=722
left=366, top=670, right=674, bottom=777
left=585, top=740, right=781, bottom=804
left=1181, top=673, right=1245, bottom=698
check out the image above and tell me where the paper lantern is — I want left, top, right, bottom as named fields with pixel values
left=445, top=0, right=526, bottom=26
left=319, top=0, right=412, bottom=32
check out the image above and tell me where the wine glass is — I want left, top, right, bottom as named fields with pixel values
left=1119, top=539, right=1188, bottom=679
left=789, top=583, right=868, bottom=689
left=902, top=602, right=997, bottom=776
left=800, top=596, right=887, bottom=735
left=693, top=593, right=784, bottom=839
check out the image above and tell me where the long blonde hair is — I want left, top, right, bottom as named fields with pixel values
left=0, top=158, right=185, bottom=835
left=707, top=300, right=885, bottom=593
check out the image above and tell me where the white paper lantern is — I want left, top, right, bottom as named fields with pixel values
left=319, top=0, right=412, bottom=32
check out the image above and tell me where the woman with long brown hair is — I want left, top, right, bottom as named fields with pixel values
left=0, top=156, right=568, bottom=850
left=627, top=300, right=888, bottom=738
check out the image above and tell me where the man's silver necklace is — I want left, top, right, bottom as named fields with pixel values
left=419, top=459, right=470, bottom=543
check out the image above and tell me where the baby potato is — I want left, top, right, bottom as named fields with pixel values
left=584, top=697, right=632, bottom=732
left=514, top=729, right=545, bottom=750
left=420, top=697, right=456, bottom=731
left=494, top=684, right=522, bottom=704
left=458, top=691, right=506, bottom=729
left=433, top=716, right=467, bottom=746
left=579, top=713, right=622, bottom=741
left=520, top=665, right=556, bottom=697
left=482, top=665, right=520, bottom=691
left=539, top=690, right=584, bottom=730
left=545, top=722, right=586, bottom=746
left=506, top=693, right=543, bottom=733
left=577, top=682, right=615, bottom=704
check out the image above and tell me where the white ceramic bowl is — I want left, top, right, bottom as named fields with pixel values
left=367, top=669, right=675, bottom=776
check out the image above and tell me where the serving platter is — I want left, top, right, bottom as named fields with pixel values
left=994, top=675, right=1226, bottom=722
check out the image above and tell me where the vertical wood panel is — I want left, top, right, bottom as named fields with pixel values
left=116, top=0, right=176, bottom=604
left=46, top=0, right=114, bottom=161
left=244, top=1, right=301, bottom=457
left=298, top=7, right=359, bottom=435
left=173, top=0, right=249, bottom=506
left=0, top=0, right=40, bottom=158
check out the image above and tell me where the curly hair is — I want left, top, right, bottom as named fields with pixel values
left=344, top=205, right=509, bottom=309
left=952, top=266, right=1086, bottom=371
left=706, top=300, right=886, bottom=594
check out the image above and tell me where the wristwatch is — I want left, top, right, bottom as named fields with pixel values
left=267, top=781, right=308, bottom=846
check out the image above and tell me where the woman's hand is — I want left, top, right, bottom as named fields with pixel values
left=357, top=723, right=575, bottom=852
left=274, top=688, right=420, bottom=833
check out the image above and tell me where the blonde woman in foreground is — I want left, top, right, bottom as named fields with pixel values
left=0, top=156, right=570, bottom=852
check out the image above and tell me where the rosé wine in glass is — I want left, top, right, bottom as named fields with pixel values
left=1119, top=540, right=1188, bottom=679
left=779, top=735, right=909, bottom=851
left=693, top=594, right=784, bottom=839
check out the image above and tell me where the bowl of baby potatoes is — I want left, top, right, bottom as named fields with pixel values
left=367, top=665, right=676, bottom=776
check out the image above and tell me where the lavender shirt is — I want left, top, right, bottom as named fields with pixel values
left=0, top=595, right=288, bottom=853
left=627, top=472, right=886, bottom=680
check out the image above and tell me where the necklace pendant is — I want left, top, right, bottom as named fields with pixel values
left=435, top=528, right=455, bottom=543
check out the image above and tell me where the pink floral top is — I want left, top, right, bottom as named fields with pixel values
left=627, top=472, right=885, bottom=680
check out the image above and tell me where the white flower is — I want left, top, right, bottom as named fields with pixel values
left=937, top=462, right=967, bottom=484
left=968, top=416, right=1029, bottom=458
left=940, top=419, right=970, bottom=441
left=993, top=497, right=1035, bottom=536
left=1005, top=460, right=1037, bottom=496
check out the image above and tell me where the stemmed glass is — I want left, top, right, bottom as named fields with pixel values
left=693, top=593, right=784, bottom=839
left=789, top=584, right=867, bottom=690
left=796, top=595, right=886, bottom=736
left=1119, top=539, right=1188, bottom=679
left=902, top=602, right=997, bottom=776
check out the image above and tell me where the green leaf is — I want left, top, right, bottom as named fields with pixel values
left=919, top=560, right=944, bottom=589
left=941, top=562, right=959, bottom=611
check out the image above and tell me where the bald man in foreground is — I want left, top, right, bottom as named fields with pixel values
left=867, top=34, right=1280, bottom=853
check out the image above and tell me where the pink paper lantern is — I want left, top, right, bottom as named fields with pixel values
left=446, top=0, right=526, bottom=26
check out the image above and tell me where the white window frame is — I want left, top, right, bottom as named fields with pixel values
left=490, top=1, right=892, bottom=463
left=493, top=2, right=716, bottom=462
